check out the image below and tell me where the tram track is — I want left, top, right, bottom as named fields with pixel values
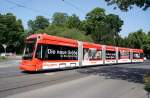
left=0, top=68, right=30, bottom=79
left=0, top=60, right=149, bottom=98
left=0, top=68, right=88, bottom=98
left=0, top=64, right=145, bottom=79
left=0, top=62, right=147, bottom=79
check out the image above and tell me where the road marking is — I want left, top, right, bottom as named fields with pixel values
left=0, top=65, right=18, bottom=68
left=0, top=60, right=20, bottom=68
left=44, top=73, right=56, bottom=75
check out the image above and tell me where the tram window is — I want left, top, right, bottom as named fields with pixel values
left=106, top=51, right=116, bottom=59
left=39, top=44, right=78, bottom=60
left=119, top=50, right=130, bottom=59
left=23, top=38, right=37, bottom=60
left=133, top=53, right=143, bottom=59
left=35, top=45, right=42, bottom=59
left=83, top=48, right=102, bottom=60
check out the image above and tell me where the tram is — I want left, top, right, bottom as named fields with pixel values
left=20, top=33, right=144, bottom=71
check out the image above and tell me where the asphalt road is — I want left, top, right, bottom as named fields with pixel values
left=0, top=60, right=150, bottom=98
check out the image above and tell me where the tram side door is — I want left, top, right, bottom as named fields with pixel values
left=78, top=41, right=83, bottom=67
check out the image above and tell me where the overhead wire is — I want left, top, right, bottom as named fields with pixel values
left=9, top=0, right=32, bottom=9
left=3, top=0, right=85, bottom=17
left=4, top=0, right=50, bottom=17
left=62, top=0, right=85, bottom=14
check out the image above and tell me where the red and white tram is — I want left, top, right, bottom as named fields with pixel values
left=20, top=33, right=144, bottom=71
left=118, top=47, right=131, bottom=63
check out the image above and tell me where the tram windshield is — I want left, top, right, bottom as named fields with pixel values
left=22, top=38, right=37, bottom=60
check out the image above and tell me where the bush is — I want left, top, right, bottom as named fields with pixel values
left=36, top=25, right=93, bottom=42
left=0, top=56, right=6, bottom=61
left=144, top=73, right=150, bottom=94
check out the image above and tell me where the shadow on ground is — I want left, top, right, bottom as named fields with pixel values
left=77, top=66, right=150, bottom=83
left=22, top=67, right=78, bottom=74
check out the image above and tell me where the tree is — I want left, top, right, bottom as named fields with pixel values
left=52, top=12, right=68, bottom=26
left=66, top=14, right=81, bottom=29
left=148, top=31, right=150, bottom=36
left=120, top=37, right=130, bottom=47
left=127, top=30, right=146, bottom=48
left=105, top=0, right=150, bottom=11
left=105, top=14, right=123, bottom=45
left=105, top=14, right=123, bottom=34
left=125, top=29, right=150, bottom=58
left=85, top=7, right=105, bottom=35
left=84, top=7, right=106, bottom=43
left=36, top=25, right=93, bottom=42
left=0, top=13, right=25, bottom=53
left=83, top=7, right=123, bottom=45
left=142, top=33, right=150, bottom=59
left=28, top=16, right=49, bottom=33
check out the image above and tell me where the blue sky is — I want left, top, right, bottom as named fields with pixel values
left=0, top=0, right=150, bottom=37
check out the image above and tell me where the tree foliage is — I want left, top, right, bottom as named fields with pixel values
left=52, top=12, right=68, bottom=26
left=0, top=7, right=149, bottom=57
left=37, top=8, right=124, bottom=45
left=28, top=16, right=49, bottom=33
left=0, top=13, right=25, bottom=53
left=142, top=33, right=150, bottom=58
left=105, top=0, right=150, bottom=11
left=85, top=7, right=106, bottom=35
left=125, top=30, right=150, bottom=58
left=36, top=25, right=93, bottom=42
left=126, top=30, right=146, bottom=48
left=83, top=7, right=123, bottom=45
left=105, top=14, right=123, bottom=34
left=66, top=14, right=81, bottom=29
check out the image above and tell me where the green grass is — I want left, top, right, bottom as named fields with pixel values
left=144, top=73, right=150, bottom=94
left=0, top=56, right=7, bottom=62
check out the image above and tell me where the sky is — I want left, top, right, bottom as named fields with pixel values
left=0, top=0, right=150, bottom=37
